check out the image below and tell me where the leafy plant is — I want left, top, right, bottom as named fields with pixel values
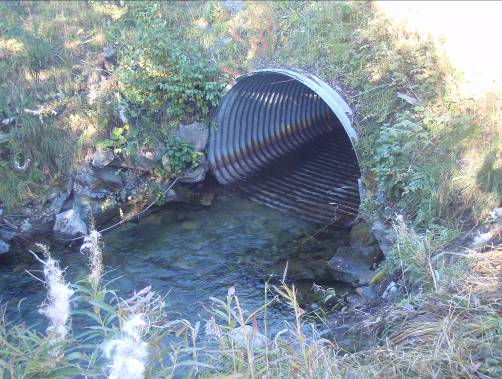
left=164, top=139, right=202, bottom=173
left=113, top=2, right=225, bottom=121
left=95, top=124, right=133, bottom=155
left=372, top=112, right=429, bottom=200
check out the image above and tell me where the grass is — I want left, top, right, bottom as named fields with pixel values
left=1, top=1, right=500, bottom=224
left=0, top=1, right=501, bottom=378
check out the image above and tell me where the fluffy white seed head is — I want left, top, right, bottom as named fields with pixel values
left=36, top=245, right=73, bottom=348
left=80, top=230, right=103, bottom=290
left=105, top=314, right=148, bottom=379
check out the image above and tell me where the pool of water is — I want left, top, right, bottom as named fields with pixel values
left=1, top=186, right=339, bottom=333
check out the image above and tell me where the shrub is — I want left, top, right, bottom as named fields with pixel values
left=164, top=139, right=203, bottom=173
left=113, top=2, right=225, bottom=121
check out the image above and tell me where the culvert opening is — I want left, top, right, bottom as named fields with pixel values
left=208, top=69, right=361, bottom=225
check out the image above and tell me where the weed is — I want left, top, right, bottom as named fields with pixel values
left=164, top=139, right=203, bottom=174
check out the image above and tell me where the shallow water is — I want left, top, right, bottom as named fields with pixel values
left=0, top=186, right=334, bottom=332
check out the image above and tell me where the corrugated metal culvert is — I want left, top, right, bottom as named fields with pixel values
left=208, top=69, right=361, bottom=225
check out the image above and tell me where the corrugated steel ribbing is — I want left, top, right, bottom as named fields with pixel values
left=209, top=71, right=361, bottom=224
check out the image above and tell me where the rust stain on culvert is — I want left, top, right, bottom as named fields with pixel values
left=208, top=69, right=362, bottom=225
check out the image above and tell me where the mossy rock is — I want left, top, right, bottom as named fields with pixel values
left=350, top=222, right=377, bottom=247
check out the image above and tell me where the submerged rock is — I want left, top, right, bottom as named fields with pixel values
left=200, top=192, right=215, bottom=207
left=53, top=209, right=88, bottom=240
left=0, top=239, right=10, bottom=255
left=176, top=122, right=209, bottom=152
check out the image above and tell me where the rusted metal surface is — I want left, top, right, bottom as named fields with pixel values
left=208, top=69, right=361, bottom=224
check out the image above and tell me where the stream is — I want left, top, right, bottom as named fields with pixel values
left=0, top=186, right=351, bottom=333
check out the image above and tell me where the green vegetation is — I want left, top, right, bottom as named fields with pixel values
left=164, top=139, right=203, bottom=173
left=0, top=1, right=225, bottom=211
left=0, top=1, right=500, bottom=378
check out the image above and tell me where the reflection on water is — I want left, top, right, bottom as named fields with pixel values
left=1, top=187, right=321, bottom=332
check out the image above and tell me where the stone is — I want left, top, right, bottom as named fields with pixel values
left=53, top=209, right=88, bottom=240
left=135, top=146, right=164, bottom=171
left=175, top=122, right=209, bottom=152
left=0, top=227, right=15, bottom=241
left=92, top=148, right=114, bottom=168
left=200, top=192, right=215, bottom=207
left=356, top=286, right=379, bottom=302
left=328, top=245, right=383, bottom=286
left=370, top=220, right=395, bottom=257
left=165, top=188, right=178, bottom=202
left=20, top=219, right=32, bottom=234
left=492, top=207, right=502, bottom=218
left=103, top=45, right=116, bottom=60
left=382, top=281, right=399, bottom=300
left=74, top=164, right=101, bottom=190
left=179, top=165, right=207, bottom=184
left=96, top=167, right=124, bottom=190
left=51, top=191, right=70, bottom=215
left=350, top=222, right=377, bottom=247
left=0, top=239, right=9, bottom=255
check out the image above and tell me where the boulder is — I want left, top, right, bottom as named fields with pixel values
left=135, top=147, right=163, bottom=171
left=175, top=122, right=209, bottom=152
left=95, top=167, right=124, bottom=190
left=328, top=245, right=382, bottom=286
left=350, top=222, right=377, bottom=247
left=370, top=220, right=395, bottom=257
left=92, top=148, right=114, bottom=168
left=103, top=45, right=116, bottom=60
left=53, top=209, right=88, bottom=240
left=111, top=146, right=165, bottom=172
left=20, top=219, right=33, bottom=234
left=74, top=164, right=101, bottom=191
left=0, top=226, right=15, bottom=241
left=51, top=191, right=70, bottom=215
left=179, top=166, right=207, bottom=184
left=0, top=239, right=10, bottom=255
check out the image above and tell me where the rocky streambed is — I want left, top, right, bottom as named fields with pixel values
left=0, top=119, right=403, bottom=348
